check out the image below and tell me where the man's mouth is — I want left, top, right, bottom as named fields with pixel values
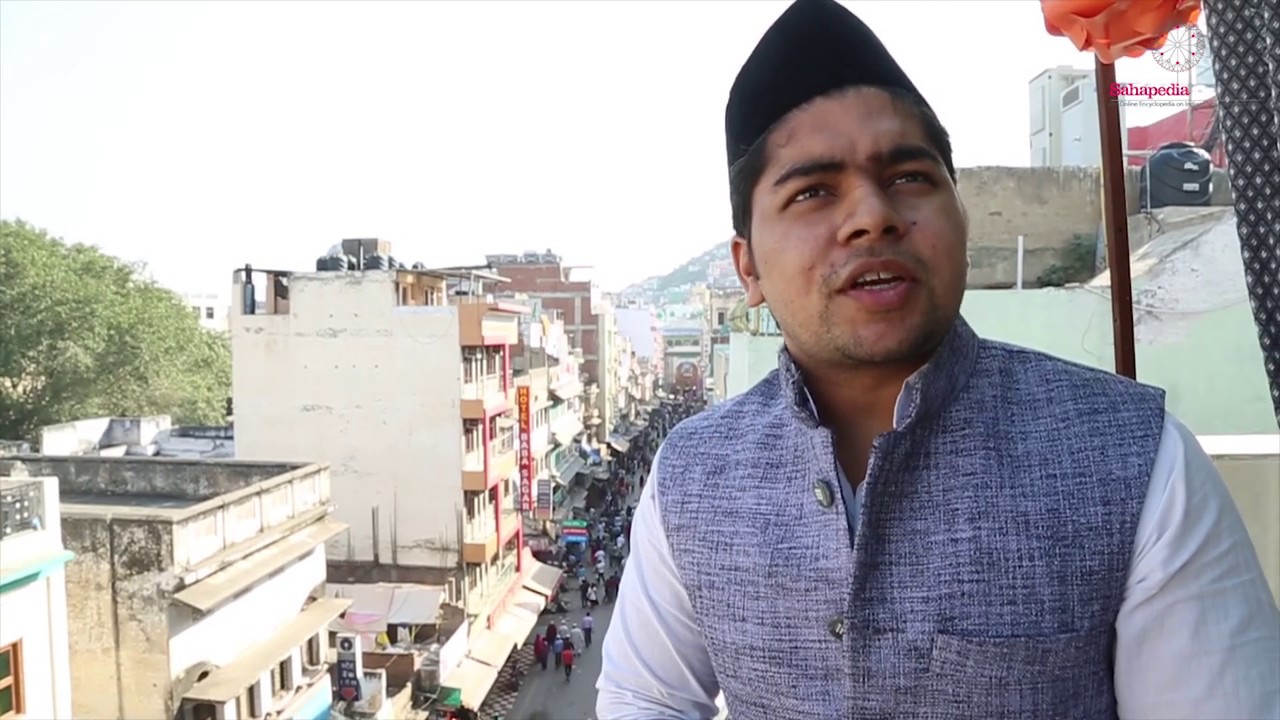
left=847, top=270, right=908, bottom=290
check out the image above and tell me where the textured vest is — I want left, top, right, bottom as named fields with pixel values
left=657, top=318, right=1166, bottom=720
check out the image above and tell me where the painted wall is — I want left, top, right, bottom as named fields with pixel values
left=724, top=289, right=1273, bottom=436
left=232, top=273, right=465, bottom=567
left=962, top=288, right=1274, bottom=435
left=0, top=573, right=74, bottom=719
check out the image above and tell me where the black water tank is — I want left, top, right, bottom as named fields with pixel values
left=1140, top=142, right=1213, bottom=210
left=315, top=256, right=334, bottom=271
left=365, top=253, right=389, bottom=270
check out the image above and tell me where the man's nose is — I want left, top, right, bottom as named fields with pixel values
left=836, top=185, right=906, bottom=245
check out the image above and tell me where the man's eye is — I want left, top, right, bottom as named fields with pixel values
left=792, top=187, right=829, bottom=203
left=891, top=172, right=932, bottom=185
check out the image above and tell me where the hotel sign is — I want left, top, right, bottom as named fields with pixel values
left=517, top=386, right=533, bottom=512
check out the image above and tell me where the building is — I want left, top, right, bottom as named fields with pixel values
left=485, top=252, right=603, bottom=385
left=0, top=455, right=348, bottom=720
left=182, top=292, right=230, bottom=333
left=509, top=304, right=593, bottom=520
left=40, top=415, right=235, bottom=460
left=1029, top=66, right=1128, bottom=168
left=614, top=305, right=662, bottom=373
left=660, top=323, right=704, bottom=393
left=0, top=474, right=74, bottom=719
left=229, top=259, right=533, bottom=634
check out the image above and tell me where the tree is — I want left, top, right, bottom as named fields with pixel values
left=0, top=219, right=231, bottom=443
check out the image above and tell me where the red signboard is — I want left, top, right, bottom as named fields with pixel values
left=517, top=386, right=533, bottom=512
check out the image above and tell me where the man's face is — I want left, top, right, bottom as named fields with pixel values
left=731, top=88, right=968, bottom=369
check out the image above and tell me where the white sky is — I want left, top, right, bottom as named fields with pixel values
left=0, top=0, right=1197, bottom=294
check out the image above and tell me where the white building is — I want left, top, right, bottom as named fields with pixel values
left=183, top=292, right=230, bottom=333
left=0, top=455, right=348, bottom=720
left=614, top=306, right=661, bottom=368
left=229, top=264, right=542, bottom=633
left=1029, top=66, right=1128, bottom=168
left=0, top=474, right=75, bottom=720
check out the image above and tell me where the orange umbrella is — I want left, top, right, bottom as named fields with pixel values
left=1041, top=0, right=1202, bottom=64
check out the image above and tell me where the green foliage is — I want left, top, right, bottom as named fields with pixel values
left=1036, top=233, right=1099, bottom=287
left=0, top=219, right=230, bottom=442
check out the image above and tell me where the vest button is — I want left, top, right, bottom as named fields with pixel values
left=827, top=617, right=846, bottom=639
left=812, top=481, right=834, bottom=508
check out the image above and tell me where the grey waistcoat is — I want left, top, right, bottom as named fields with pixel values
left=656, top=318, right=1166, bottom=720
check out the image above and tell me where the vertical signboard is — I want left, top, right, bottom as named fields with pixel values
left=517, top=386, right=533, bottom=512
left=535, top=476, right=554, bottom=520
left=333, top=633, right=363, bottom=702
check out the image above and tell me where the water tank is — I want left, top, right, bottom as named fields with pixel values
left=1139, top=142, right=1213, bottom=210
left=365, top=253, right=389, bottom=270
left=315, top=256, right=334, bottom=271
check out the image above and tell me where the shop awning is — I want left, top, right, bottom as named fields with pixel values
left=325, top=582, right=446, bottom=632
left=440, top=657, right=501, bottom=710
left=186, top=597, right=351, bottom=703
left=494, top=588, right=544, bottom=648
left=466, top=626, right=515, bottom=669
left=523, top=559, right=563, bottom=598
left=554, top=456, right=585, bottom=481
left=549, top=379, right=584, bottom=401
left=607, top=436, right=630, bottom=454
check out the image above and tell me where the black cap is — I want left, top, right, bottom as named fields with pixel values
left=725, top=0, right=934, bottom=169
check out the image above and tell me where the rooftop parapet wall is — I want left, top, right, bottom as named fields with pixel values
left=0, top=456, right=307, bottom=502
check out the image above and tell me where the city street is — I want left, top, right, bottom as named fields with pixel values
left=499, top=599, right=614, bottom=720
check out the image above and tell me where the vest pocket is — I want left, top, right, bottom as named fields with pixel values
left=922, top=627, right=1115, bottom=719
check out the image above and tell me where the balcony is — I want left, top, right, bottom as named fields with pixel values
left=461, top=439, right=518, bottom=492
left=456, top=296, right=527, bottom=346
left=499, top=508, right=520, bottom=545
left=462, top=514, right=498, bottom=564
left=461, top=375, right=514, bottom=419
left=1, top=479, right=45, bottom=540
left=465, top=553, right=520, bottom=619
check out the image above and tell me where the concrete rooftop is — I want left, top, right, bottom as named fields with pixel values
left=0, top=456, right=323, bottom=520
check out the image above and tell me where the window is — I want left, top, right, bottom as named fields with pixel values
left=305, top=634, right=322, bottom=668
left=716, top=310, right=726, bottom=326
left=191, top=703, right=217, bottom=720
left=204, top=307, right=215, bottom=320
left=0, top=641, right=22, bottom=719
left=1061, top=83, right=1082, bottom=110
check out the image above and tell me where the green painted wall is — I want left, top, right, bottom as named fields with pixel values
left=726, top=288, right=1275, bottom=435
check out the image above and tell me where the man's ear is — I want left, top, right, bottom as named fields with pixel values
left=731, top=235, right=766, bottom=308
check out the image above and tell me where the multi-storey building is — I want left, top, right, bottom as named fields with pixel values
left=229, top=259, right=534, bottom=635
left=0, top=455, right=347, bottom=720
left=0, top=474, right=74, bottom=720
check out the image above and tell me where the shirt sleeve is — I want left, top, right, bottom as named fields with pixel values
left=596, top=452, right=722, bottom=720
left=1114, top=413, right=1280, bottom=720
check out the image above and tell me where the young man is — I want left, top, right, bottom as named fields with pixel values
left=596, top=1, right=1280, bottom=718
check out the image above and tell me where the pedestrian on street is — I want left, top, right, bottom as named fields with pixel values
left=562, top=645, right=575, bottom=681
left=579, top=580, right=590, bottom=607
left=533, top=634, right=548, bottom=671
left=544, top=622, right=557, bottom=644
left=582, top=612, right=594, bottom=648
left=596, top=2, right=1280, bottom=718
left=570, top=623, right=586, bottom=652
left=552, top=635, right=564, bottom=670
left=586, top=584, right=598, bottom=608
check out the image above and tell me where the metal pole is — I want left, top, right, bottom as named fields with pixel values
left=1093, top=58, right=1138, bottom=380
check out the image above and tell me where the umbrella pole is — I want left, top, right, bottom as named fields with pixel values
left=1093, top=57, right=1139, bottom=380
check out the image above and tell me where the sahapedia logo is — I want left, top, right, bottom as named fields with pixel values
left=1153, top=24, right=1207, bottom=72
left=1111, top=82, right=1192, bottom=98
